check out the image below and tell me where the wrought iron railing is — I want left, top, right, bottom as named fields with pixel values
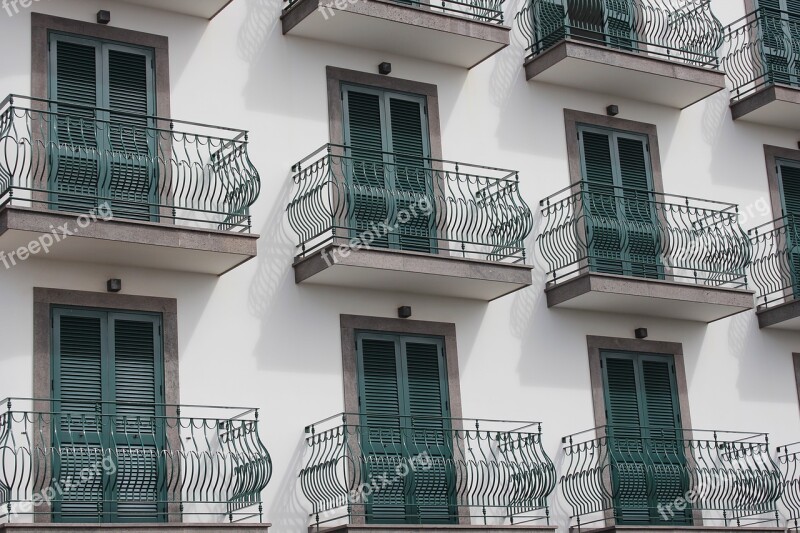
left=283, top=0, right=505, bottom=24
left=299, top=413, right=556, bottom=528
left=0, top=94, right=260, bottom=231
left=0, top=397, right=272, bottom=523
left=749, top=214, right=800, bottom=310
left=515, top=0, right=723, bottom=67
left=538, top=181, right=751, bottom=289
left=777, top=442, right=800, bottom=529
left=287, top=144, right=532, bottom=263
left=561, top=426, right=782, bottom=529
left=722, top=7, right=800, bottom=102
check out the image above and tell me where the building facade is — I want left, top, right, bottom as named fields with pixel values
left=1, top=0, right=800, bottom=531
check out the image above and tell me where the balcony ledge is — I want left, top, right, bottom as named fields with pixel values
left=569, top=527, right=784, bottom=533
left=731, top=84, right=800, bottom=130
left=757, top=298, right=800, bottom=330
left=281, top=0, right=509, bottom=68
left=0, top=206, right=258, bottom=276
left=0, top=526, right=271, bottom=532
left=294, top=245, right=532, bottom=301
left=524, top=40, right=725, bottom=109
left=545, top=272, right=755, bottom=322
left=118, top=0, right=234, bottom=19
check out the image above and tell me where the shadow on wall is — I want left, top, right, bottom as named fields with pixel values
left=267, top=431, right=311, bottom=532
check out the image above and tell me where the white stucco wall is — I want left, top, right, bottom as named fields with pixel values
left=0, top=0, right=799, bottom=530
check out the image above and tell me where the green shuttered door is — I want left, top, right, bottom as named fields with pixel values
left=342, top=85, right=436, bottom=253
left=601, top=351, right=689, bottom=525
left=52, top=308, right=165, bottom=523
left=757, top=0, right=800, bottom=86
left=579, top=125, right=662, bottom=279
left=778, top=159, right=800, bottom=296
left=357, top=332, right=454, bottom=524
left=49, top=33, right=156, bottom=220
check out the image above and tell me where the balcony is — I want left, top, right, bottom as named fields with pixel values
left=0, top=398, right=272, bottom=529
left=280, top=0, right=509, bottom=68
left=748, top=215, right=800, bottom=329
left=537, top=182, right=755, bottom=322
left=300, top=413, right=557, bottom=531
left=561, top=426, right=783, bottom=531
left=515, top=0, right=726, bottom=109
left=118, top=0, right=235, bottom=19
left=287, top=144, right=533, bottom=301
left=723, top=7, right=800, bottom=129
left=0, top=95, right=260, bottom=275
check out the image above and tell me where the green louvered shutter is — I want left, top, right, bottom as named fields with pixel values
left=605, top=0, right=636, bottom=50
left=403, top=339, right=453, bottom=523
left=344, top=88, right=391, bottom=249
left=104, top=47, right=157, bottom=221
left=109, top=314, right=165, bottom=522
left=387, top=97, right=435, bottom=253
left=358, top=335, right=406, bottom=523
left=535, top=0, right=566, bottom=53
left=581, top=129, right=625, bottom=275
left=49, top=35, right=102, bottom=214
left=779, top=160, right=800, bottom=296
left=602, top=351, right=687, bottom=526
left=52, top=309, right=164, bottom=523
left=758, top=0, right=800, bottom=86
left=52, top=309, right=107, bottom=522
left=357, top=333, right=453, bottom=524
left=616, top=135, right=661, bottom=279
left=640, top=358, right=689, bottom=525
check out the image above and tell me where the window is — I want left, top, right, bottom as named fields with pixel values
left=51, top=307, right=165, bottom=523
left=48, top=32, right=157, bottom=220
left=578, top=125, right=662, bottom=278
left=777, top=158, right=800, bottom=294
left=601, top=351, right=689, bottom=525
left=356, top=331, right=454, bottom=524
left=757, top=0, right=800, bottom=86
left=341, top=84, right=436, bottom=253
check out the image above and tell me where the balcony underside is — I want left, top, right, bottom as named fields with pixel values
left=0, top=525, right=271, bottom=532
left=757, top=298, right=800, bottom=329
left=0, top=207, right=258, bottom=275
left=524, top=40, right=725, bottom=109
left=294, top=246, right=532, bottom=300
left=281, top=0, right=509, bottom=68
left=118, top=0, right=233, bottom=18
left=546, top=272, right=755, bottom=322
left=731, top=84, right=800, bottom=130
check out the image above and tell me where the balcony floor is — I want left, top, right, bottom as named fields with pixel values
left=570, top=527, right=784, bottom=533
left=524, top=40, right=725, bottom=109
left=546, top=272, right=755, bottom=322
left=294, top=245, right=532, bottom=300
left=730, top=84, right=800, bottom=129
left=0, top=206, right=258, bottom=275
left=757, top=298, right=800, bottom=329
left=316, top=526, right=556, bottom=532
left=0, top=525, right=271, bottom=532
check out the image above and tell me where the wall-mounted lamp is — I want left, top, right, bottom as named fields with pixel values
left=634, top=328, right=648, bottom=339
left=606, top=105, right=619, bottom=117
left=398, top=306, right=412, bottom=319
left=107, top=279, right=122, bottom=293
left=378, top=62, right=392, bottom=75
left=97, top=10, right=111, bottom=24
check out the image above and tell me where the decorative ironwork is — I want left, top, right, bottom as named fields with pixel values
left=749, top=214, right=800, bottom=310
left=283, top=0, right=505, bottom=24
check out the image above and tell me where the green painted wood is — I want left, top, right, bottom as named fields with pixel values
left=601, top=351, right=688, bottom=526
left=51, top=308, right=165, bottom=523
left=778, top=159, right=800, bottom=297
left=756, top=0, right=800, bottom=87
left=356, top=332, right=453, bottom=524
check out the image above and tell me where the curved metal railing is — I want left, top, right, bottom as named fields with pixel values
left=287, top=143, right=532, bottom=263
left=749, top=215, right=800, bottom=310
left=778, top=442, right=800, bottom=529
left=722, top=8, right=800, bottom=102
left=538, top=181, right=751, bottom=288
left=0, top=397, right=272, bottom=523
left=515, top=0, right=723, bottom=67
left=299, top=413, right=556, bottom=528
left=561, top=426, right=782, bottom=529
left=0, top=94, right=260, bottom=231
left=283, top=0, right=505, bottom=24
